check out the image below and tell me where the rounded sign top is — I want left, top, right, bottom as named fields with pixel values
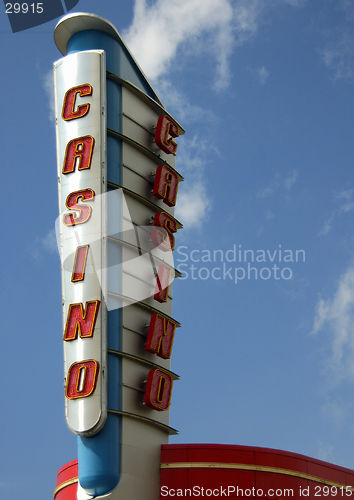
left=54, top=12, right=122, bottom=56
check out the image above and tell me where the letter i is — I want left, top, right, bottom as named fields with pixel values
left=72, top=245, right=89, bottom=282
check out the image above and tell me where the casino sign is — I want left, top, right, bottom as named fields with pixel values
left=54, top=12, right=184, bottom=499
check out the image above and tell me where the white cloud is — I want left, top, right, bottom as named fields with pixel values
left=123, top=0, right=306, bottom=90
left=257, top=169, right=299, bottom=198
left=30, top=228, right=57, bottom=260
left=174, top=137, right=212, bottom=229
left=322, top=400, right=349, bottom=424
left=154, top=79, right=217, bottom=124
left=317, top=441, right=334, bottom=462
left=311, top=264, right=354, bottom=382
left=318, top=189, right=354, bottom=235
left=41, top=69, right=55, bottom=122
left=337, top=0, right=354, bottom=21
left=318, top=216, right=334, bottom=236
left=248, top=65, right=270, bottom=84
left=282, top=0, right=306, bottom=6
left=284, top=169, right=299, bottom=190
left=321, top=33, right=354, bottom=82
left=41, top=228, right=57, bottom=252
left=123, top=0, right=276, bottom=91
left=257, top=175, right=281, bottom=198
left=176, top=183, right=211, bottom=228
left=257, top=66, right=269, bottom=84
left=337, top=188, right=354, bottom=212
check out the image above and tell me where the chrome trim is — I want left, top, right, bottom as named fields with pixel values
left=108, top=349, right=180, bottom=380
left=107, top=129, right=184, bottom=179
left=107, top=292, right=181, bottom=326
left=108, top=408, right=178, bottom=435
left=108, top=181, right=183, bottom=224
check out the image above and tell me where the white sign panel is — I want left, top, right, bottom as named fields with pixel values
left=54, top=50, right=107, bottom=436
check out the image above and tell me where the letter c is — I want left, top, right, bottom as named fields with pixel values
left=155, top=115, right=179, bottom=154
left=62, top=84, right=92, bottom=121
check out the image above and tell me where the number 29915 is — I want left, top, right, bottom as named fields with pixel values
left=5, top=3, right=43, bottom=14
left=314, top=486, right=353, bottom=496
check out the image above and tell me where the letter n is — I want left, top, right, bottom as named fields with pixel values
left=145, top=313, right=177, bottom=359
left=64, top=300, right=100, bottom=341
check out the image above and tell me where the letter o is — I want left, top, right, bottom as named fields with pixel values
left=281, top=267, right=292, bottom=280
left=144, top=369, right=173, bottom=411
left=199, top=267, right=210, bottom=280
left=260, top=267, right=271, bottom=280
left=65, top=359, right=99, bottom=399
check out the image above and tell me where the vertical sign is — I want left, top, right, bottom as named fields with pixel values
left=53, top=12, right=185, bottom=500
left=54, top=50, right=107, bottom=436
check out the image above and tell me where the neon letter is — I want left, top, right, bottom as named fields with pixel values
left=154, top=264, right=173, bottom=303
left=71, top=245, right=90, bottom=282
left=145, top=313, right=177, bottom=359
left=62, top=136, right=95, bottom=174
left=63, top=300, right=100, bottom=341
left=144, top=369, right=173, bottom=411
left=62, top=84, right=92, bottom=121
left=151, top=211, right=178, bottom=252
left=66, top=360, right=99, bottom=399
left=63, top=188, right=95, bottom=226
left=152, top=165, right=179, bottom=207
left=155, top=115, right=179, bottom=154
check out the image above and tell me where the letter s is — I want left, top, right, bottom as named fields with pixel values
left=63, top=189, right=95, bottom=226
left=176, top=245, right=188, bottom=262
left=161, top=486, right=169, bottom=497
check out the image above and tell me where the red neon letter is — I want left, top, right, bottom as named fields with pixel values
left=145, top=313, right=177, bottom=359
left=62, top=136, right=95, bottom=174
left=62, top=84, right=92, bottom=121
left=144, top=369, right=173, bottom=411
left=71, top=245, right=90, bottom=282
left=63, top=300, right=100, bottom=341
left=155, top=115, right=179, bottom=154
left=66, top=360, right=99, bottom=399
left=152, top=165, right=179, bottom=207
left=154, top=264, right=173, bottom=303
left=151, top=212, right=178, bottom=252
left=63, top=188, right=95, bottom=226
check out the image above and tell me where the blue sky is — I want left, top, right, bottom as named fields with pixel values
left=2, top=0, right=354, bottom=498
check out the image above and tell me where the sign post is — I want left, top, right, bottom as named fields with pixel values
left=53, top=12, right=185, bottom=500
